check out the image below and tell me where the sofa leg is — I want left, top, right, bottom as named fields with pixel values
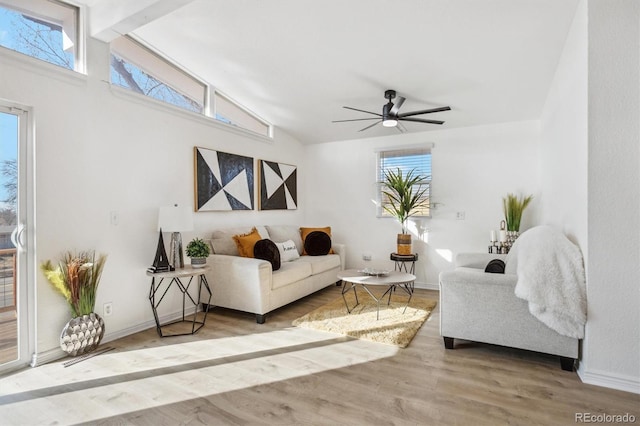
left=560, top=357, right=575, bottom=371
left=256, top=314, right=266, bottom=324
left=443, top=337, right=454, bottom=349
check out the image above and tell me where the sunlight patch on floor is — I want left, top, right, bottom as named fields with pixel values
left=0, top=327, right=397, bottom=424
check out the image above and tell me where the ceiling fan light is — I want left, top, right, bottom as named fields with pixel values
left=382, top=119, right=398, bottom=127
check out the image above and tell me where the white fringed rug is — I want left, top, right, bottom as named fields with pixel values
left=292, top=292, right=437, bottom=348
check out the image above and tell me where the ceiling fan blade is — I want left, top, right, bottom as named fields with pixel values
left=396, top=121, right=408, bottom=133
left=343, top=106, right=382, bottom=116
left=398, top=106, right=451, bottom=118
left=359, top=121, right=381, bottom=132
left=332, top=117, right=382, bottom=123
left=390, top=96, right=405, bottom=115
left=399, top=117, right=445, bottom=125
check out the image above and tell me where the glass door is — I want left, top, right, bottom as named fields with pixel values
left=0, top=103, right=34, bottom=372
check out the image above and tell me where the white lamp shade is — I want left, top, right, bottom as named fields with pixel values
left=158, top=205, right=193, bottom=232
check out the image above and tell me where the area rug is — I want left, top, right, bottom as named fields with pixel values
left=292, top=292, right=437, bottom=348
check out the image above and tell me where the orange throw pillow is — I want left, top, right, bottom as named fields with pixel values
left=300, top=226, right=334, bottom=255
left=233, top=227, right=262, bottom=258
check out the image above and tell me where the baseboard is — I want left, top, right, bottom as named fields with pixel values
left=101, top=319, right=157, bottom=344
left=30, top=347, right=65, bottom=367
left=578, top=366, right=640, bottom=394
left=31, top=307, right=201, bottom=367
left=414, top=281, right=439, bottom=291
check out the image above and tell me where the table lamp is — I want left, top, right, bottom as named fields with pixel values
left=158, top=204, right=193, bottom=269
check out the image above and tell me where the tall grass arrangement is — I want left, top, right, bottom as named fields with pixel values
left=381, top=168, right=429, bottom=234
left=41, top=251, right=107, bottom=317
left=502, top=193, right=533, bottom=232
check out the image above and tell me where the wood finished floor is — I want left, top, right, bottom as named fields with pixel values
left=0, top=310, right=17, bottom=365
left=0, top=286, right=638, bottom=426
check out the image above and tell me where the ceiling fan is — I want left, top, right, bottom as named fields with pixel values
left=333, top=89, right=451, bottom=132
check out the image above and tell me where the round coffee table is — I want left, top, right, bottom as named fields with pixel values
left=337, top=269, right=416, bottom=320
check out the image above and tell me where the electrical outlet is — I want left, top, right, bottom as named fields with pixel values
left=456, top=211, right=466, bottom=220
left=362, top=254, right=372, bottom=261
left=103, top=302, right=113, bottom=317
left=110, top=211, right=119, bottom=226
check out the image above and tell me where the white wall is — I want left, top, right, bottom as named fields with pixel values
left=0, top=38, right=307, bottom=358
left=305, top=121, right=540, bottom=287
left=583, top=0, right=639, bottom=392
left=541, top=0, right=640, bottom=393
left=540, top=0, right=588, bottom=248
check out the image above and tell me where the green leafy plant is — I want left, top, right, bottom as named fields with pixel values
left=381, top=168, right=429, bottom=234
left=502, top=193, right=533, bottom=232
left=41, top=251, right=107, bottom=317
left=186, top=238, right=211, bottom=258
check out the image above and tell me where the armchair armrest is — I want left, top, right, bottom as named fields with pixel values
left=455, top=253, right=507, bottom=269
left=439, top=268, right=517, bottom=290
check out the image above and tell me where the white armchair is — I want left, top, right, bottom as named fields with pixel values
left=439, top=252, right=579, bottom=371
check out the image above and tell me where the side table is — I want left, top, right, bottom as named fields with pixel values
left=146, top=265, right=212, bottom=337
left=390, top=253, right=418, bottom=274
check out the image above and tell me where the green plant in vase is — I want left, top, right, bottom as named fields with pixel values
left=502, top=193, right=533, bottom=232
left=41, top=250, right=108, bottom=356
left=381, top=168, right=429, bottom=254
left=186, top=238, right=211, bottom=268
left=41, top=251, right=107, bottom=317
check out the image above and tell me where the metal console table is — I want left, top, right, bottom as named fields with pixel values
left=147, top=265, right=212, bottom=337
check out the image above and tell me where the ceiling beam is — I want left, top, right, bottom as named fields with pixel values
left=89, top=0, right=195, bottom=43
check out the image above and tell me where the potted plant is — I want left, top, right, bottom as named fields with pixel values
left=41, top=250, right=107, bottom=356
left=186, top=238, right=211, bottom=268
left=502, top=193, right=533, bottom=232
left=381, top=168, right=429, bottom=255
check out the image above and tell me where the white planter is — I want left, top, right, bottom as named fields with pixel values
left=190, top=257, right=207, bottom=268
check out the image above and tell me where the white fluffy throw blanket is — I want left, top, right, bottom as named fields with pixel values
left=511, top=225, right=586, bottom=339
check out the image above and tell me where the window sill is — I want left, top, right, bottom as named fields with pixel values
left=0, top=46, right=87, bottom=86
left=108, top=84, right=274, bottom=144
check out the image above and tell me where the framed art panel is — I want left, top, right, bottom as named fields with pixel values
left=194, top=147, right=254, bottom=211
left=258, top=160, right=297, bottom=210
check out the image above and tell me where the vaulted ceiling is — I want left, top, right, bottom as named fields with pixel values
left=80, top=0, right=580, bottom=144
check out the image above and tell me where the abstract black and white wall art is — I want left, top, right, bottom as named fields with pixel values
left=195, top=147, right=254, bottom=211
left=258, top=160, right=297, bottom=210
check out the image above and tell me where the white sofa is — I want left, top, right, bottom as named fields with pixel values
left=201, top=225, right=345, bottom=323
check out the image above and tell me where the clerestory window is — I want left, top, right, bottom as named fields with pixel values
left=0, top=0, right=80, bottom=71
left=110, top=36, right=206, bottom=114
left=110, top=36, right=272, bottom=138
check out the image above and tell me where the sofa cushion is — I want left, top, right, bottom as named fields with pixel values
left=272, top=260, right=312, bottom=290
left=211, top=226, right=270, bottom=256
left=300, top=226, right=334, bottom=255
left=304, top=231, right=332, bottom=256
left=297, top=254, right=341, bottom=275
left=275, top=239, right=300, bottom=262
left=254, top=239, right=281, bottom=271
left=233, top=227, right=262, bottom=258
left=266, top=225, right=304, bottom=255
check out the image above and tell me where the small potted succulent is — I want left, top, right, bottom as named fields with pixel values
left=186, top=238, right=211, bottom=268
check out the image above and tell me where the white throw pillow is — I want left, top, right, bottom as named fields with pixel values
left=276, top=239, right=300, bottom=262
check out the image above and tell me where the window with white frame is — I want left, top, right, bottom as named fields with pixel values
left=110, top=36, right=272, bottom=137
left=377, top=146, right=432, bottom=218
left=214, top=92, right=271, bottom=137
left=110, top=36, right=206, bottom=114
left=0, top=0, right=80, bottom=71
